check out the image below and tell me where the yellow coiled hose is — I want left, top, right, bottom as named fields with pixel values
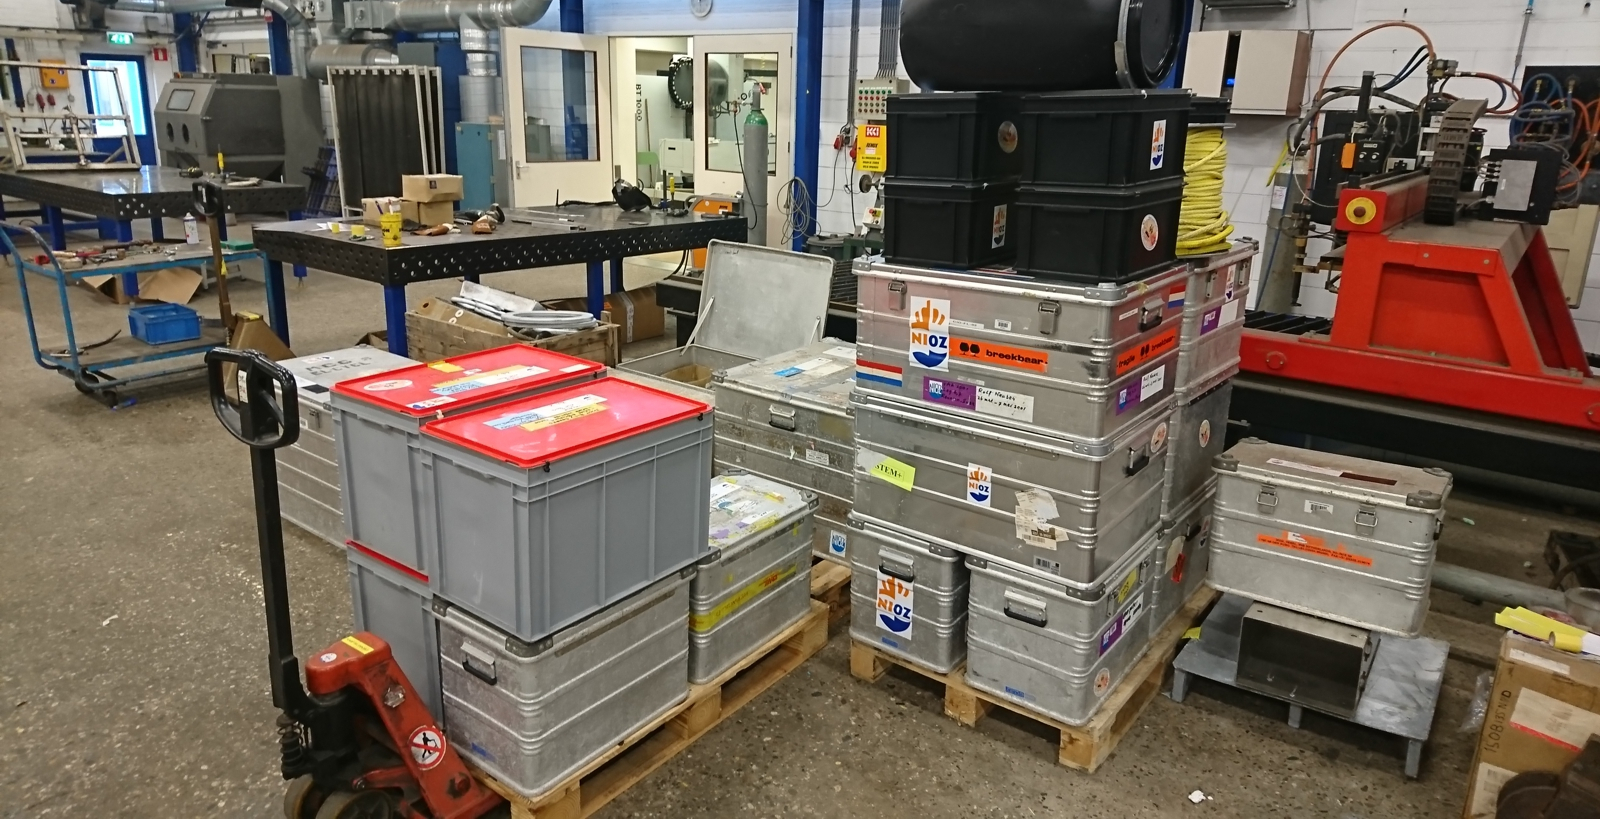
left=1177, top=127, right=1234, bottom=256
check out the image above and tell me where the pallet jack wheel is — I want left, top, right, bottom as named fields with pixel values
left=282, top=775, right=324, bottom=819
left=73, top=371, right=99, bottom=395
left=313, top=790, right=396, bottom=819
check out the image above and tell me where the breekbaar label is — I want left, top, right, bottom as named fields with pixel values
left=1256, top=531, right=1373, bottom=567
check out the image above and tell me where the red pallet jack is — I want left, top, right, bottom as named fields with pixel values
left=205, top=348, right=504, bottom=819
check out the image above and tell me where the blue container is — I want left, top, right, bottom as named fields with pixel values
left=128, top=303, right=202, bottom=345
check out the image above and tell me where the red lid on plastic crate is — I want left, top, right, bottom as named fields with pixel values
left=421, top=377, right=710, bottom=468
left=331, top=344, right=604, bottom=417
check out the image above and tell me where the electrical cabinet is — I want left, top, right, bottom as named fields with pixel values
left=1182, top=30, right=1313, bottom=116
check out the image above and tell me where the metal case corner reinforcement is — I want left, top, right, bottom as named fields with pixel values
left=1208, top=439, right=1453, bottom=636
left=849, top=520, right=971, bottom=674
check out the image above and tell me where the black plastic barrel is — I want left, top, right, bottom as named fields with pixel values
left=901, top=0, right=1187, bottom=92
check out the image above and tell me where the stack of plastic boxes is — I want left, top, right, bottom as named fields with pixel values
left=331, top=345, right=717, bottom=799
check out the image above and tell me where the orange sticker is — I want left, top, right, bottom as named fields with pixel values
left=1114, top=327, right=1179, bottom=376
left=950, top=338, right=1049, bottom=372
left=1256, top=531, right=1373, bottom=568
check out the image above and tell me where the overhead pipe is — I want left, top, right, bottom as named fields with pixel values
left=1432, top=561, right=1568, bottom=611
left=305, top=42, right=402, bottom=80
left=391, top=0, right=556, bottom=32
left=875, top=0, right=900, bottom=79
left=108, top=0, right=314, bottom=75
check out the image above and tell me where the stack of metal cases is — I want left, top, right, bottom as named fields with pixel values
left=417, top=377, right=714, bottom=642
left=1173, top=240, right=1255, bottom=394
left=690, top=474, right=817, bottom=683
left=1148, top=486, right=1214, bottom=632
left=713, top=342, right=858, bottom=562
left=437, top=569, right=693, bottom=799
left=272, top=345, right=413, bottom=546
left=964, top=533, right=1158, bottom=726
left=1209, top=439, right=1453, bottom=636
left=331, top=345, right=607, bottom=577
left=848, top=520, right=970, bottom=674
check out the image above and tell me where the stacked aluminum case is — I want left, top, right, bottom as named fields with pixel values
left=849, top=521, right=970, bottom=674
left=713, top=342, right=858, bottom=562
left=271, top=346, right=414, bottom=546
left=1209, top=439, right=1453, bottom=637
left=691, top=474, right=817, bottom=683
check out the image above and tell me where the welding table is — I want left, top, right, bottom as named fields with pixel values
left=250, top=205, right=748, bottom=357
left=0, top=168, right=308, bottom=341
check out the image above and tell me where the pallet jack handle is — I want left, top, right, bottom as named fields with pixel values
left=205, top=347, right=315, bottom=719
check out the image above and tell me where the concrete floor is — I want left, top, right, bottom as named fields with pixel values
left=2, top=247, right=1598, bottom=818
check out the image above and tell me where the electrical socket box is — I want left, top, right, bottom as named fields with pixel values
left=854, top=78, right=910, bottom=121
left=39, top=59, right=69, bottom=90
left=1183, top=30, right=1313, bottom=116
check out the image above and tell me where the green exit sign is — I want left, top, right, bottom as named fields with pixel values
left=107, top=31, right=135, bottom=46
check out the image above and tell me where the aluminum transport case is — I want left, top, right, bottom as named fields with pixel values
left=1149, top=485, right=1215, bottom=632
left=964, top=535, right=1158, bottom=726
left=620, top=241, right=835, bottom=405
left=854, top=259, right=1189, bottom=440
left=852, top=390, right=1171, bottom=584
left=439, top=570, right=691, bottom=799
left=849, top=520, right=970, bottom=674
left=690, top=474, right=817, bottom=683
left=1209, top=439, right=1453, bottom=636
left=347, top=542, right=443, bottom=720
left=1174, top=241, right=1253, bottom=392
left=1160, top=368, right=1234, bottom=522
left=272, top=346, right=414, bottom=545
left=713, top=342, right=858, bottom=562
left=332, top=345, right=606, bottom=573
left=418, top=377, right=714, bottom=642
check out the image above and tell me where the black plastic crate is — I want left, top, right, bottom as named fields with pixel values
left=886, top=92, right=1024, bottom=184
left=883, top=180, right=1017, bottom=270
left=1013, top=179, right=1183, bottom=284
left=1018, top=89, right=1193, bottom=187
left=1191, top=96, right=1232, bottom=126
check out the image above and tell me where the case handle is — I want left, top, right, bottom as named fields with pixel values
left=769, top=405, right=798, bottom=431
left=461, top=644, right=498, bottom=686
left=1002, top=590, right=1049, bottom=628
left=1125, top=446, right=1151, bottom=476
left=1138, top=295, right=1165, bottom=332
left=878, top=550, right=915, bottom=584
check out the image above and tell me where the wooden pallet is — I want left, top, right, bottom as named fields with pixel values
left=474, top=600, right=829, bottom=819
left=850, top=586, right=1220, bottom=774
left=809, top=559, right=851, bottom=626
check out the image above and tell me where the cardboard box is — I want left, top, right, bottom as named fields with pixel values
left=362, top=197, right=403, bottom=226
left=79, top=267, right=204, bottom=306
left=547, top=286, right=665, bottom=344
left=401, top=174, right=464, bottom=204
left=403, top=298, right=620, bottom=366
left=222, top=312, right=296, bottom=396
left=1463, top=633, right=1600, bottom=818
left=402, top=199, right=455, bottom=227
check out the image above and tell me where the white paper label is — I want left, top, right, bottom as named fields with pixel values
left=1165, top=535, right=1185, bottom=573
left=1468, top=763, right=1517, bottom=819
left=1221, top=299, right=1241, bottom=326
left=1510, top=688, right=1600, bottom=752
left=559, top=363, right=592, bottom=373
left=1509, top=648, right=1571, bottom=677
left=1015, top=488, right=1067, bottom=549
left=950, top=319, right=985, bottom=331
left=1118, top=308, right=1139, bottom=321
left=803, top=448, right=830, bottom=467
left=965, top=463, right=993, bottom=508
left=1267, top=457, right=1346, bottom=477
left=874, top=569, right=914, bottom=636
left=1271, top=184, right=1288, bottom=211
left=1150, top=119, right=1167, bottom=170
left=709, top=479, right=741, bottom=502
left=1139, top=367, right=1166, bottom=401
left=823, top=345, right=856, bottom=360
left=976, top=387, right=1035, bottom=422
left=993, top=319, right=1013, bottom=331
left=484, top=394, right=604, bottom=429
left=1305, top=500, right=1334, bottom=515
left=775, top=357, right=833, bottom=377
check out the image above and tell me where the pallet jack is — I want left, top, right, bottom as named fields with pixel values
left=205, top=348, right=505, bottom=819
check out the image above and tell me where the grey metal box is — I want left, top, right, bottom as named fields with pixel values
left=418, top=377, right=714, bottom=643
left=964, top=535, right=1159, bottom=727
left=854, top=259, right=1189, bottom=440
left=852, top=390, right=1171, bottom=584
left=690, top=474, right=816, bottom=683
left=619, top=241, right=835, bottom=405
left=347, top=544, right=442, bottom=720
left=333, top=345, right=607, bottom=575
left=1161, top=370, right=1234, bottom=523
left=712, top=342, right=858, bottom=562
left=1210, top=439, right=1453, bottom=636
left=848, top=520, right=969, bottom=674
left=1150, top=482, right=1215, bottom=632
left=1236, top=601, right=1377, bottom=719
left=439, top=571, right=691, bottom=800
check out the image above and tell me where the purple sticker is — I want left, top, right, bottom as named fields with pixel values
left=1200, top=307, right=1222, bottom=336
left=1115, top=381, right=1144, bottom=415
left=923, top=376, right=977, bottom=411
left=1099, top=616, right=1127, bottom=655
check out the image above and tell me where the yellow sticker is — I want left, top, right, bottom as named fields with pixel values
left=689, top=562, right=801, bottom=632
left=1114, top=567, right=1140, bottom=606
left=871, top=457, right=916, bottom=491
left=520, top=402, right=605, bottom=431
left=428, top=361, right=465, bottom=373
left=1183, top=627, right=1202, bottom=641
left=341, top=635, right=375, bottom=654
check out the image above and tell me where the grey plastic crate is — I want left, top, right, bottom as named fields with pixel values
left=964, top=534, right=1159, bottom=726
left=1150, top=482, right=1216, bottom=632
left=690, top=474, right=817, bottom=683
left=852, top=389, right=1170, bottom=585
left=418, top=377, right=714, bottom=642
left=848, top=521, right=969, bottom=674
left=347, top=544, right=442, bottom=720
left=333, top=345, right=607, bottom=574
left=1161, top=371, right=1234, bottom=523
left=439, top=570, right=691, bottom=800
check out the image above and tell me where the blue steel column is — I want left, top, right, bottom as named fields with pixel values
left=172, top=14, right=200, bottom=73
left=264, top=259, right=290, bottom=345
left=793, top=0, right=824, bottom=251
left=560, top=0, right=583, bottom=33
left=267, top=13, right=292, bottom=76
left=384, top=285, right=409, bottom=356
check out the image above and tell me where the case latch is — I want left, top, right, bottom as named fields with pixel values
left=1038, top=301, right=1060, bottom=336
left=1355, top=503, right=1379, bottom=534
left=888, top=280, right=908, bottom=310
left=1256, top=486, right=1279, bottom=513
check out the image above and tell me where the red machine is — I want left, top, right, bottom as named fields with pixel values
left=205, top=348, right=504, bottom=819
left=1240, top=172, right=1600, bottom=432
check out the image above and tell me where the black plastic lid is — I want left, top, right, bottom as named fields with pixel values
left=884, top=179, right=1020, bottom=201
left=1127, top=0, right=1185, bottom=87
left=1018, top=177, right=1185, bottom=203
left=1020, top=88, right=1194, bottom=111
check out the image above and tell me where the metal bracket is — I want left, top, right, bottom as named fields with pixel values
left=1257, top=486, right=1279, bottom=513
left=1039, top=301, right=1060, bottom=336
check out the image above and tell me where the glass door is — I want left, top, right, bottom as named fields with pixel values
left=502, top=29, right=615, bottom=207
left=693, top=34, right=793, bottom=247
left=79, top=54, right=154, bottom=166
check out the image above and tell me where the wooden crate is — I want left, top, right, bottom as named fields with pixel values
left=404, top=300, right=620, bottom=366
left=850, top=586, right=1220, bottom=774
left=809, top=559, right=851, bottom=627
left=474, top=600, right=830, bottom=819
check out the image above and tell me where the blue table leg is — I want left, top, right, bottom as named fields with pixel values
left=215, top=216, right=229, bottom=242
left=44, top=206, right=65, bottom=251
left=586, top=261, right=605, bottom=318
left=609, top=256, right=624, bottom=294
left=149, top=217, right=164, bottom=242
left=288, top=211, right=307, bottom=281
left=113, top=220, right=139, bottom=298
left=385, top=284, right=408, bottom=356
left=97, top=218, right=115, bottom=240
left=265, top=259, right=289, bottom=346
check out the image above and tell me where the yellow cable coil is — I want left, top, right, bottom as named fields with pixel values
left=1177, top=126, right=1234, bottom=256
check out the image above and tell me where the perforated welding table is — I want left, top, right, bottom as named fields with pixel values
left=250, top=205, right=748, bottom=357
